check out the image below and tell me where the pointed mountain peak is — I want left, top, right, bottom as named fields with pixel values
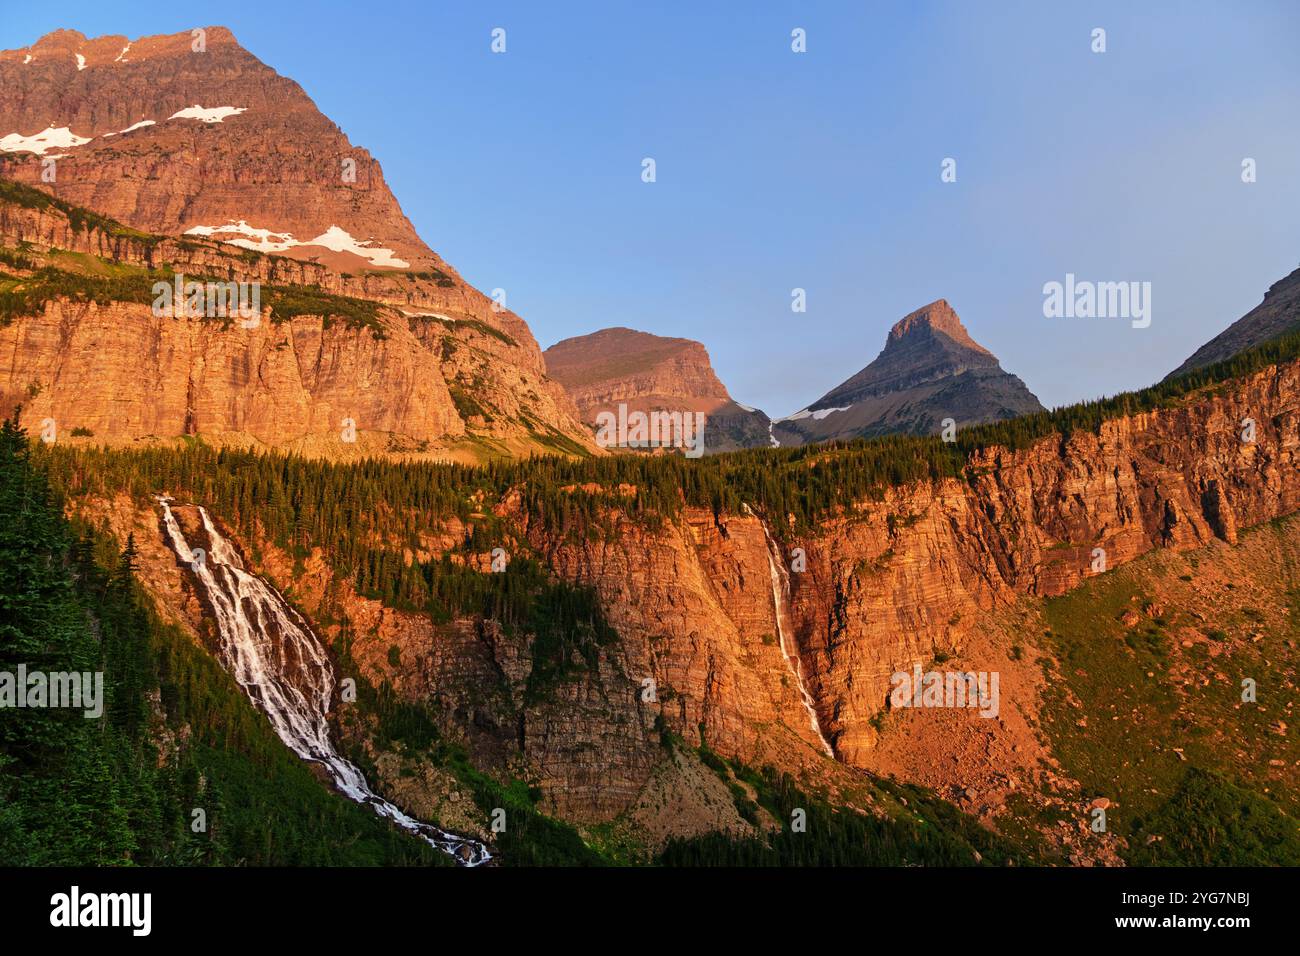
left=773, top=299, right=1044, bottom=445
left=887, top=299, right=992, bottom=356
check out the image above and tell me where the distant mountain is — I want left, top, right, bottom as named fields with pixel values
left=771, top=299, right=1045, bottom=445
left=0, top=27, right=592, bottom=460
left=543, top=327, right=772, bottom=452
left=1165, top=264, right=1300, bottom=380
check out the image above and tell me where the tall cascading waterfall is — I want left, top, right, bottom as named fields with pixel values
left=157, top=497, right=491, bottom=866
left=745, top=505, right=835, bottom=758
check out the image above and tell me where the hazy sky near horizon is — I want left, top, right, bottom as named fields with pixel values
left=5, top=1, right=1298, bottom=415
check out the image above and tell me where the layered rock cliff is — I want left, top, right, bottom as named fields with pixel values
left=772, top=300, right=1045, bottom=446
left=74, top=350, right=1300, bottom=838
left=507, top=356, right=1299, bottom=777
left=0, top=26, right=595, bottom=459
left=544, top=327, right=772, bottom=452
left=0, top=178, right=592, bottom=459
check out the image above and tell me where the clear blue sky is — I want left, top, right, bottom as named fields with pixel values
left=5, top=1, right=1298, bottom=415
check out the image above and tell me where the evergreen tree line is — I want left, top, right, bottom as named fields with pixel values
left=36, top=316, right=1300, bottom=583
left=0, top=416, right=447, bottom=865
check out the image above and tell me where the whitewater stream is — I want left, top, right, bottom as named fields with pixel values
left=157, top=497, right=491, bottom=866
left=747, top=506, right=835, bottom=757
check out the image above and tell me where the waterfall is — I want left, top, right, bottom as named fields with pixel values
left=747, top=505, right=834, bottom=757
left=157, top=497, right=491, bottom=866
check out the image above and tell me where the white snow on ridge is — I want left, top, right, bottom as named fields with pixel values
left=23, top=54, right=32, bottom=65
left=105, top=119, right=157, bottom=137
left=310, top=225, right=410, bottom=269
left=75, top=54, right=86, bottom=71
left=0, top=126, right=92, bottom=155
left=184, top=220, right=410, bottom=269
left=168, top=105, right=247, bottom=124
left=184, top=220, right=297, bottom=253
left=402, top=310, right=455, bottom=323
left=2, top=105, right=249, bottom=156
left=115, top=44, right=131, bottom=63
left=775, top=405, right=851, bottom=423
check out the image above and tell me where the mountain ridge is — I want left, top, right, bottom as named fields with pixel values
left=0, top=26, right=439, bottom=274
left=1166, top=263, right=1300, bottom=380
left=773, top=299, right=1045, bottom=445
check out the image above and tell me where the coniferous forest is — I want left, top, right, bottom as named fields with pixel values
left=0, top=417, right=449, bottom=865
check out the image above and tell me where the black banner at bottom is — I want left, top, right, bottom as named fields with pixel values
left=0, top=865, right=1285, bottom=942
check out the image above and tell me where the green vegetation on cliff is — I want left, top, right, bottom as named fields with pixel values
left=0, top=416, right=446, bottom=865
left=1038, top=516, right=1300, bottom=865
left=659, top=753, right=1045, bottom=866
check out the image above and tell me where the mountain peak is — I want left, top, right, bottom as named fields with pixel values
left=544, top=327, right=731, bottom=402
left=773, top=299, right=1044, bottom=444
left=543, top=327, right=772, bottom=452
left=0, top=24, right=441, bottom=271
left=887, top=299, right=992, bottom=357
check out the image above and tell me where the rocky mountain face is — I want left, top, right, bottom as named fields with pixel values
left=1166, top=264, right=1300, bottom=379
left=772, top=300, right=1045, bottom=446
left=0, top=27, right=593, bottom=460
left=0, top=27, right=436, bottom=273
left=78, top=350, right=1300, bottom=838
left=544, top=327, right=772, bottom=452
left=519, top=356, right=1300, bottom=774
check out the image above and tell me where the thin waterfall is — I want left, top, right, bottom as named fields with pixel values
left=746, top=505, right=835, bottom=757
left=157, top=497, right=491, bottom=866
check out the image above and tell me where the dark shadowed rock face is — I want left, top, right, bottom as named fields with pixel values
left=1165, top=265, right=1300, bottom=380
left=543, top=327, right=773, bottom=452
left=772, top=299, right=1045, bottom=445
left=0, top=27, right=439, bottom=273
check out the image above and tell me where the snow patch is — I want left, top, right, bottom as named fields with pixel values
left=309, top=225, right=410, bottom=269
left=775, top=405, right=851, bottom=423
left=168, top=105, right=247, bottom=124
left=0, top=126, right=93, bottom=155
left=402, top=310, right=455, bottom=323
left=114, top=44, right=131, bottom=63
left=23, top=54, right=32, bottom=65
left=106, top=119, right=156, bottom=137
left=102, top=120, right=156, bottom=139
left=184, top=220, right=410, bottom=269
left=75, top=54, right=86, bottom=71
left=183, top=221, right=297, bottom=253
left=735, top=402, right=756, bottom=413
